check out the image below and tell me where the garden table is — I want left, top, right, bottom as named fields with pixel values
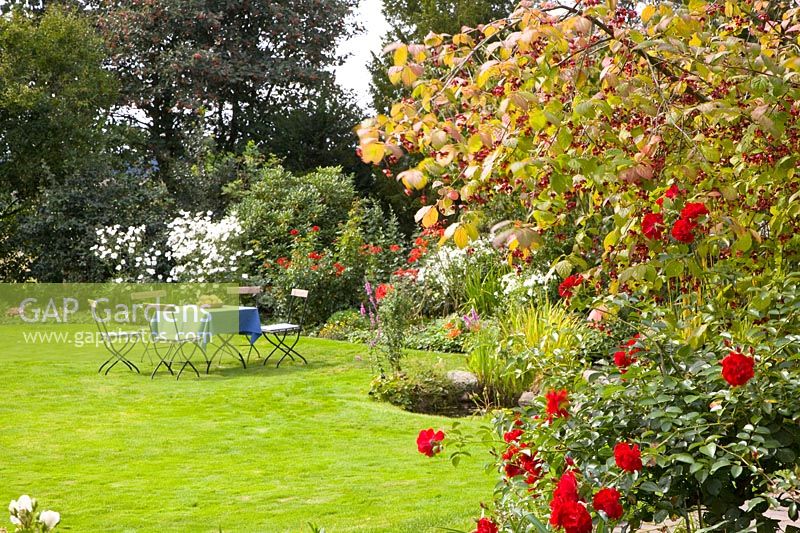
left=149, top=305, right=261, bottom=374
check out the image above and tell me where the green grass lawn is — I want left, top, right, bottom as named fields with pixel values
left=0, top=324, right=494, bottom=532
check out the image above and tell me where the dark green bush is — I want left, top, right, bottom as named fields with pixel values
left=369, top=363, right=466, bottom=416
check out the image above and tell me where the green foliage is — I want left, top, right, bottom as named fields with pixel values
left=259, top=198, right=407, bottom=325
left=97, top=0, right=359, bottom=189
left=466, top=303, right=590, bottom=407
left=366, top=280, right=416, bottom=373
left=231, top=160, right=356, bottom=261
left=316, top=309, right=371, bottom=342
left=13, top=155, right=169, bottom=282
left=368, top=0, right=516, bottom=112
left=0, top=5, right=116, bottom=209
left=369, top=361, right=465, bottom=415
left=404, top=316, right=468, bottom=354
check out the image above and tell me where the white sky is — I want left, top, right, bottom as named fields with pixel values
left=335, top=0, right=390, bottom=111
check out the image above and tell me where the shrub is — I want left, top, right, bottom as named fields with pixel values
left=316, top=309, right=370, bottom=342
left=404, top=314, right=475, bottom=353
left=369, top=361, right=465, bottom=415
left=230, top=161, right=356, bottom=262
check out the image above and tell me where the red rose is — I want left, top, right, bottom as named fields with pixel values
left=593, top=487, right=623, bottom=520
left=642, top=212, right=664, bottom=240
left=558, top=501, right=592, bottom=533
left=665, top=184, right=682, bottom=199
left=680, top=202, right=709, bottom=221
left=550, top=474, right=592, bottom=533
left=552, top=471, right=579, bottom=503
left=390, top=244, right=402, bottom=252
left=375, top=283, right=393, bottom=301
left=614, top=350, right=636, bottom=372
left=504, top=429, right=524, bottom=443
left=721, top=350, right=755, bottom=387
left=416, top=428, right=445, bottom=457
left=311, top=225, right=320, bottom=232
left=333, top=262, right=345, bottom=275
left=671, top=218, right=697, bottom=243
left=289, top=229, right=299, bottom=236
left=475, top=517, right=498, bottom=533
left=545, top=389, right=569, bottom=422
left=308, top=251, right=323, bottom=260
left=614, top=442, right=643, bottom=472
left=558, top=274, right=584, bottom=298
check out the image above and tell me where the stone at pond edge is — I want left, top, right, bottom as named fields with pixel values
left=446, top=370, right=479, bottom=394
left=518, top=391, right=536, bottom=407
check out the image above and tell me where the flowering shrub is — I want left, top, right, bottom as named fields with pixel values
left=377, top=0, right=800, bottom=527
left=7, top=495, right=60, bottom=532
left=91, top=211, right=251, bottom=282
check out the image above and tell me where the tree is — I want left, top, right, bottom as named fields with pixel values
left=368, top=0, right=517, bottom=113
left=361, top=0, right=800, bottom=528
left=0, top=5, right=117, bottom=220
left=15, top=153, right=170, bottom=282
left=96, top=0, right=359, bottom=195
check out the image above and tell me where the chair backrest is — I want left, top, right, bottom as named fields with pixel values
left=144, top=303, right=181, bottom=342
left=287, top=289, right=309, bottom=329
left=226, top=286, right=263, bottom=295
left=88, top=299, right=111, bottom=337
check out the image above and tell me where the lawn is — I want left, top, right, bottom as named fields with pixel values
left=0, top=324, right=494, bottom=532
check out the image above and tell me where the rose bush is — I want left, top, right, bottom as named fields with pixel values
left=374, top=0, right=800, bottom=529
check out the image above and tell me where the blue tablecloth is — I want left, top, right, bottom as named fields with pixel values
left=152, top=305, right=262, bottom=345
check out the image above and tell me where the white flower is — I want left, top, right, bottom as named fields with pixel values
left=39, top=510, right=61, bottom=530
left=16, top=495, right=33, bottom=513
left=9, top=499, right=16, bottom=513
left=10, top=515, right=21, bottom=525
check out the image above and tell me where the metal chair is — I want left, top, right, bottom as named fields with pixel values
left=147, top=304, right=208, bottom=380
left=89, top=299, right=142, bottom=375
left=260, top=289, right=309, bottom=367
left=131, top=290, right=168, bottom=366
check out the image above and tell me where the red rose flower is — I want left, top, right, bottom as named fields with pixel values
left=333, top=262, right=345, bottom=276
left=545, top=389, right=569, bottom=422
left=614, top=442, right=643, bottom=472
left=642, top=212, right=664, bottom=240
left=289, top=229, right=299, bottom=236
left=310, top=264, right=319, bottom=271
left=558, top=274, right=584, bottom=299
left=557, top=501, right=592, bottom=533
left=665, top=184, right=682, bottom=199
left=308, top=251, right=323, bottom=260
left=504, top=429, right=524, bottom=443
left=375, top=283, right=393, bottom=301
left=550, top=473, right=591, bottom=533
left=593, top=487, right=623, bottom=520
left=671, top=218, right=697, bottom=243
left=390, top=244, right=402, bottom=252
left=475, top=517, right=498, bottom=533
left=552, top=471, right=579, bottom=503
left=721, top=350, right=755, bottom=387
left=416, top=428, right=445, bottom=457
left=614, top=350, right=636, bottom=372
left=311, top=225, right=320, bottom=232
left=680, top=202, right=709, bottom=221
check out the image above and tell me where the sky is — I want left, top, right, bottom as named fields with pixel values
left=335, top=0, right=390, bottom=110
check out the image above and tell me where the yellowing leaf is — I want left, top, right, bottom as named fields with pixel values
left=415, top=205, right=439, bottom=228
left=394, top=45, right=408, bottom=67
left=453, top=226, right=470, bottom=248
left=361, top=143, right=385, bottom=164
left=641, top=5, right=656, bottom=23
left=387, top=66, right=403, bottom=85
left=398, top=169, right=428, bottom=190
left=689, top=33, right=702, bottom=47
